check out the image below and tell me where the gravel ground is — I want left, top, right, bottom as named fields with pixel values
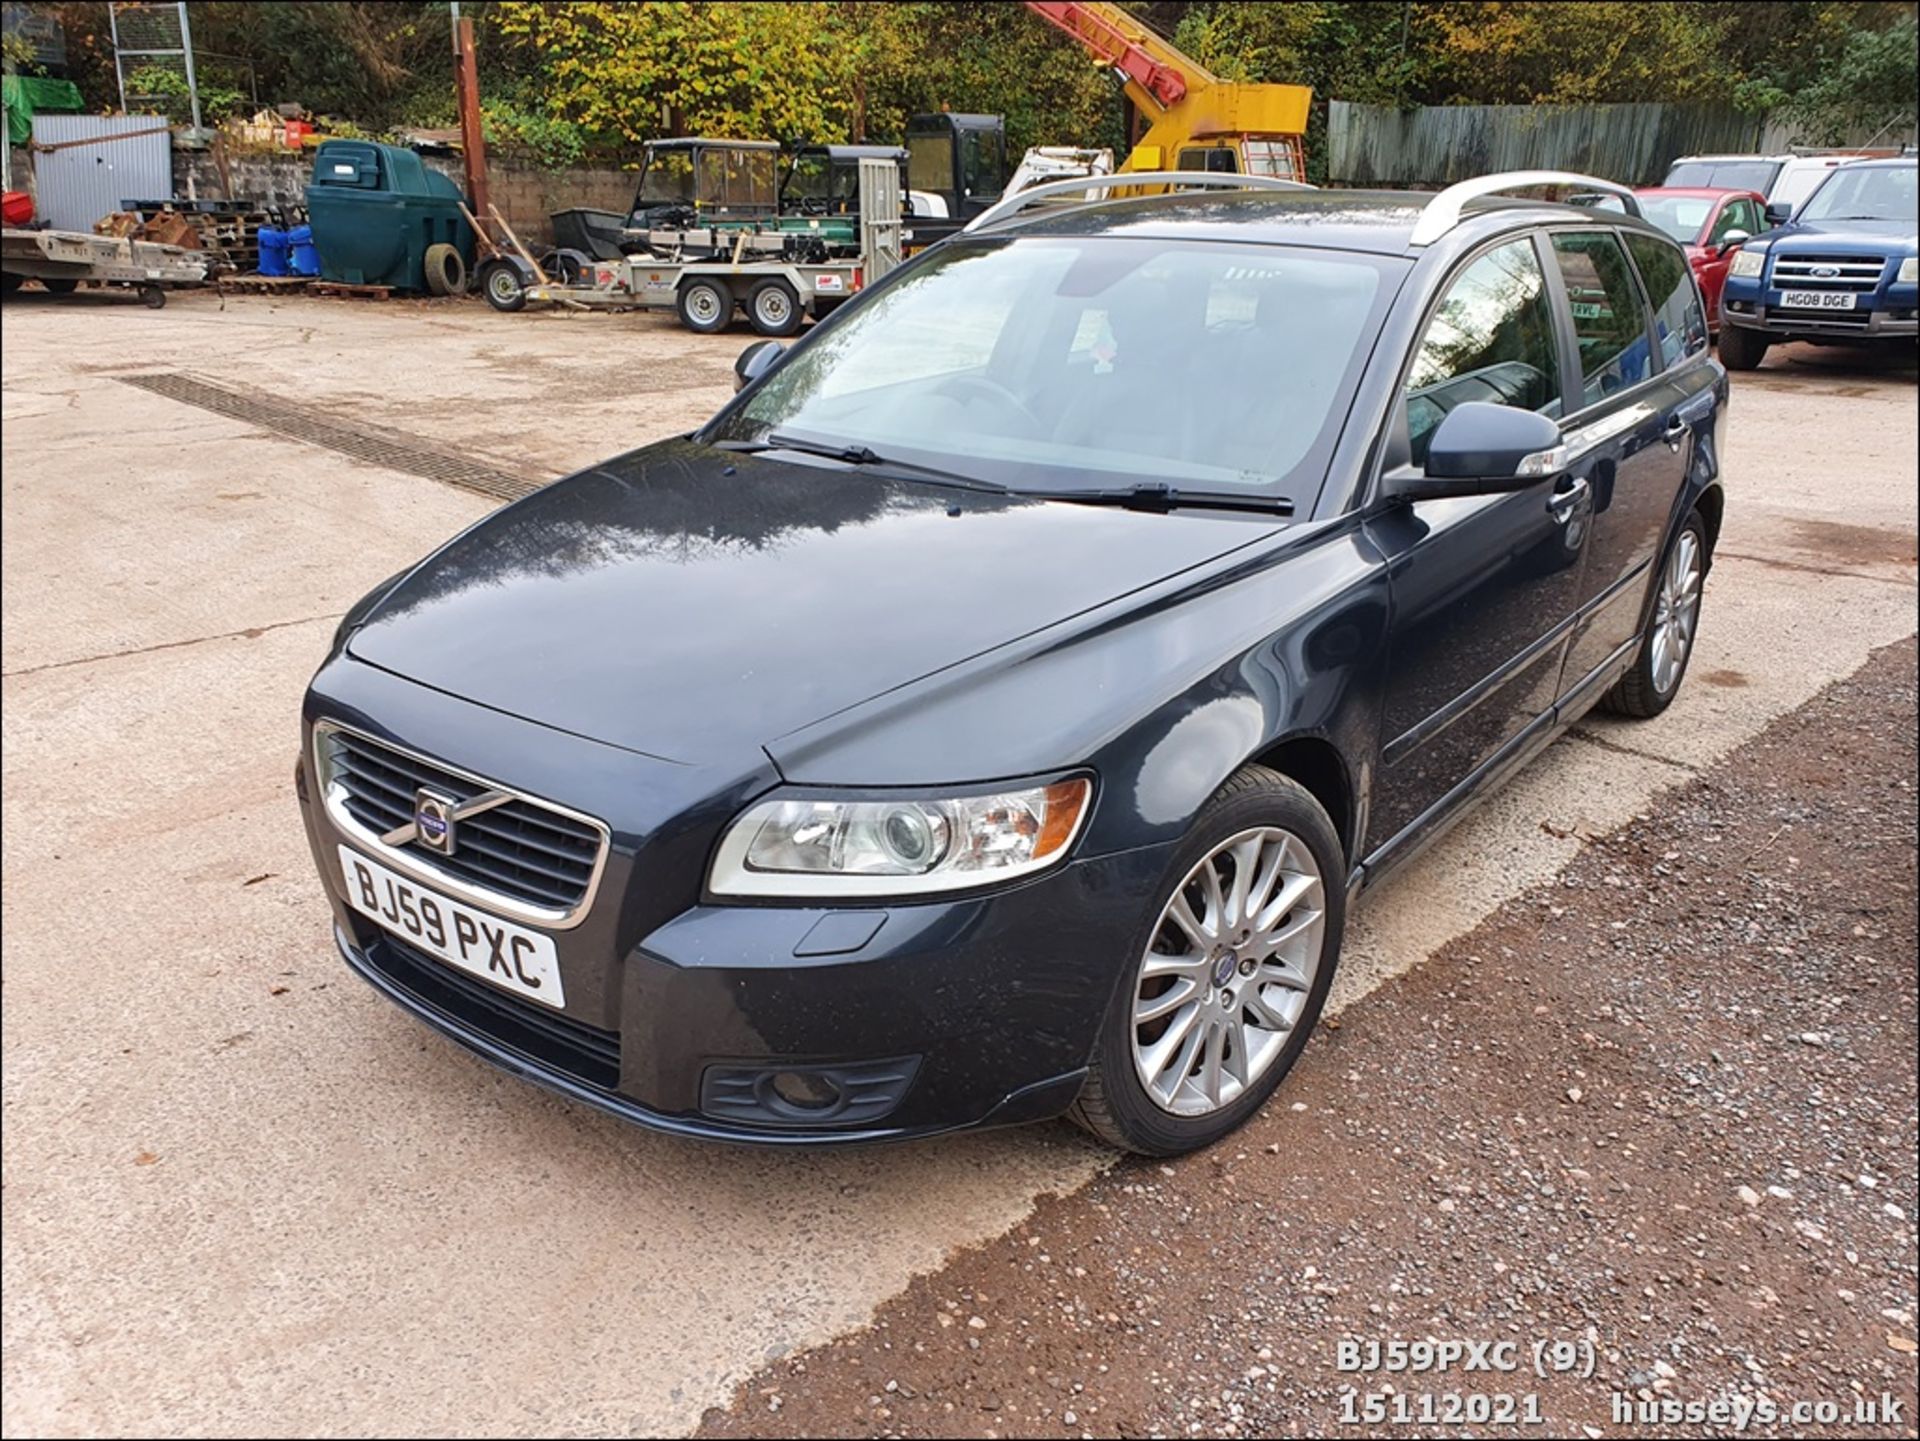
left=698, top=639, right=1919, bottom=1440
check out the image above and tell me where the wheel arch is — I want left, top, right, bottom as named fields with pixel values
left=1693, top=481, right=1725, bottom=566
left=1246, top=732, right=1358, bottom=869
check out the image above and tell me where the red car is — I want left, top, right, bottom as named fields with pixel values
left=1633, top=186, right=1768, bottom=331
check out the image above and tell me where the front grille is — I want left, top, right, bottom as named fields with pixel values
left=321, top=727, right=604, bottom=913
left=369, top=933, right=621, bottom=1091
left=1769, top=305, right=1874, bottom=328
left=1770, top=253, right=1887, bottom=294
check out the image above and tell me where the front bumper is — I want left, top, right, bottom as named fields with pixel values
left=302, top=657, right=1172, bottom=1145
left=1722, top=281, right=1919, bottom=340
left=325, top=838, right=1164, bottom=1145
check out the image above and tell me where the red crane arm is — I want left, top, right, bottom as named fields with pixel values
left=1023, top=1, right=1192, bottom=111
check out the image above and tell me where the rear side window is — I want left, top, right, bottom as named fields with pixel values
left=1549, top=232, right=1654, bottom=409
left=1623, top=233, right=1707, bottom=367
left=1404, top=239, right=1565, bottom=467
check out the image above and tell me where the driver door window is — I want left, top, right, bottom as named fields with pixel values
left=1404, top=239, right=1566, bottom=466
left=1708, top=201, right=1751, bottom=248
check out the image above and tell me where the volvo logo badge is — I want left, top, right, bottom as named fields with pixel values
left=1809, top=264, right=1840, bottom=278
left=413, top=790, right=458, bottom=855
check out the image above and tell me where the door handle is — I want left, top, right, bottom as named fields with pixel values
left=1546, top=476, right=1589, bottom=523
left=1662, top=415, right=1690, bottom=450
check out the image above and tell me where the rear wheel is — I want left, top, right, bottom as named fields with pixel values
left=2, top=273, right=22, bottom=297
left=747, top=278, right=803, bottom=337
left=140, top=284, right=166, bottom=309
left=423, top=242, right=467, bottom=297
left=1603, top=511, right=1707, bottom=719
left=479, top=259, right=528, bottom=312
left=1070, top=766, right=1345, bottom=1156
left=1718, top=324, right=1768, bottom=371
left=676, top=277, right=732, bottom=334
left=42, top=277, right=79, bottom=295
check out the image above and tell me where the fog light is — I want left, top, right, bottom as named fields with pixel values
left=769, top=1071, right=842, bottom=1111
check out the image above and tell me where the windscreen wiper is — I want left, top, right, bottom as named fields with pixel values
left=713, top=434, right=1005, bottom=493
left=1023, top=483, right=1294, bottom=516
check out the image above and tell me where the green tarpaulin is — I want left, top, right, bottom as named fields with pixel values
left=4, top=74, right=86, bottom=145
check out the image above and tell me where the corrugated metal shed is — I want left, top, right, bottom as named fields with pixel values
left=1327, top=102, right=1766, bottom=187
left=30, top=113, right=173, bottom=232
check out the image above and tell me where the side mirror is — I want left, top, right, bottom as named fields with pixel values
left=1388, top=403, right=1564, bottom=501
left=1764, top=200, right=1793, bottom=227
left=1716, top=228, right=1751, bottom=256
left=733, top=339, right=784, bottom=393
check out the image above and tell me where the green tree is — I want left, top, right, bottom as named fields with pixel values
left=1779, top=11, right=1920, bottom=140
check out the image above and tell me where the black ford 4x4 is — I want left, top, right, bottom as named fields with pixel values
left=300, top=170, right=1726, bottom=1155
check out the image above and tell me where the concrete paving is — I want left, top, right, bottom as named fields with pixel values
left=2, top=289, right=1914, bottom=1436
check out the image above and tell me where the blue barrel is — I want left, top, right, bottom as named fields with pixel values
left=288, top=224, right=321, bottom=277
left=257, top=225, right=289, bottom=277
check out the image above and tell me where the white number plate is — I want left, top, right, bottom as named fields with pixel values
left=339, top=845, right=566, bottom=1009
left=1778, top=289, right=1856, bottom=311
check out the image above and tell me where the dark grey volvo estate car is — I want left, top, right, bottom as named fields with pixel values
left=299, top=171, right=1727, bottom=1155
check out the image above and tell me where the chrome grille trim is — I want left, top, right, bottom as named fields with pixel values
left=1769, top=253, right=1887, bottom=292
left=313, top=719, right=611, bottom=929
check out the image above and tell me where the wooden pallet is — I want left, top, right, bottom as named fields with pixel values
left=217, top=274, right=316, bottom=293
left=310, top=281, right=393, bottom=300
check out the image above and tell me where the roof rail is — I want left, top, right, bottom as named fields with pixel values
left=964, top=171, right=1315, bottom=234
left=1409, top=170, right=1642, bottom=247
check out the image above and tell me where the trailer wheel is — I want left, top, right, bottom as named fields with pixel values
left=1, top=274, right=22, bottom=298
left=424, top=243, right=468, bottom=297
left=677, top=278, right=733, bottom=334
left=43, top=278, right=80, bottom=295
left=140, top=284, right=166, bottom=309
left=748, top=279, right=803, bottom=337
left=479, top=259, right=529, bottom=313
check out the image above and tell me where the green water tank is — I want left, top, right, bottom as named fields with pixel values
left=305, top=140, right=472, bottom=292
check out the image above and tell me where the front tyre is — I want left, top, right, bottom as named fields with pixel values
left=1718, top=323, right=1769, bottom=371
left=1070, top=766, right=1345, bottom=1156
left=1603, top=511, right=1707, bottom=718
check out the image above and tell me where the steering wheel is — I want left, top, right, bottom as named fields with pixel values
left=934, top=375, right=1042, bottom=437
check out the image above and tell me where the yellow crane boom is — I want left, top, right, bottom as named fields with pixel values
left=1024, top=1, right=1312, bottom=180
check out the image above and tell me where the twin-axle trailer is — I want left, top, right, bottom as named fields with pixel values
left=481, top=158, right=905, bottom=336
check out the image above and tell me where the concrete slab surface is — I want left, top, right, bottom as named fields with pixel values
left=2, top=289, right=1914, bottom=1436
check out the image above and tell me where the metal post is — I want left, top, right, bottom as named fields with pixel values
left=109, top=4, right=128, bottom=113
left=177, top=0, right=202, bottom=133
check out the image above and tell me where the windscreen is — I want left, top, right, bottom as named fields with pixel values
left=1637, top=195, right=1713, bottom=243
left=785, top=153, right=830, bottom=205
left=1664, top=160, right=1781, bottom=193
left=1798, top=165, right=1918, bottom=223
left=708, top=237, right=1394, bottom=500
left=638, top=150, right=695, bottom=205
left=908, top=134, right=955, bottom=195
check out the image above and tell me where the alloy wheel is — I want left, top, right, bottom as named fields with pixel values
left=1130, top=826, right=1326, bottom=1117
left=1649, top=529, right=1702, bottom=696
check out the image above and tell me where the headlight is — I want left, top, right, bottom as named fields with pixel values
left=1899, top=257, right=1918, bottom=284
left=709, top=778, right=1093, bottom=897
left=1729, top=248, right=1766, bottom=279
